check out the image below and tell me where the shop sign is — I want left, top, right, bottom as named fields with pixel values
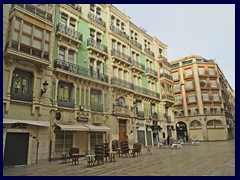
left=77, top=117, right=88, bottom=122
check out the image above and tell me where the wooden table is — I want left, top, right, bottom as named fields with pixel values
left=85, top=155, right=95, bottom=167
left=71, top=153, right=80, bottom=165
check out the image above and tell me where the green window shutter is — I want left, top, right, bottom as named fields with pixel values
left=76, top=88, right=80, bottom=108
left=81, top=88, right=84, bottom=105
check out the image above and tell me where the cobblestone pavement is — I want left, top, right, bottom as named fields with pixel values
left=3, top=140, right=235, bottom=176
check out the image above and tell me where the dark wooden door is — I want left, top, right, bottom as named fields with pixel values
left=4, top=132, right=29, bottom=166
left=119, top=120, right=127, bottom=142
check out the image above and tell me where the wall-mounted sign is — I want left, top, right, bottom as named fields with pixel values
left=77, top=117, right=88, bottom=122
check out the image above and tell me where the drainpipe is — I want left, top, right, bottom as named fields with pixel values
left=36, top=140, right=39, bottom=164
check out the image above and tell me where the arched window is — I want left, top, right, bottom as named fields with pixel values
left=190, top=120, right=201, bottom=127
left=206, top=120, right=224, bottom=126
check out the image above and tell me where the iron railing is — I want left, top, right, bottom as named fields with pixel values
left=10, top=88, right=33, bottom=102
left=130, top=39, right=142, bottom=49
left=88, top=12, right=106, bottom=27
left=87, top=38, right=108, bottom=53
left=90, top=103, right=103, bottom=112
left=146, top=67, right=158, bottom=77
left=56, top=23, right=83, bottom=41
left=134, top=85, right=160, bottom=98
left=111, top=77, right=134, bottom=90
left=57, top=97, right=74, bottom=108
left=111, top=49, right=132, bottom=64
left=132, top=60, right=145, bottom=71
left=110, top=24, right=129, bottom=40
left=144, top=48, right=154, bottom=58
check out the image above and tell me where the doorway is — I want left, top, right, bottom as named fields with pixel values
left=119, top=120, right=127, bottom=142
left=4, top=132, right=29, bottom=166
left=176, top=121, right=188, bottom=140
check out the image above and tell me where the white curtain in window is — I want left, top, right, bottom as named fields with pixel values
left=33, top=39, right=41, bottom=49
left=21, top=35, right=31, bottom=45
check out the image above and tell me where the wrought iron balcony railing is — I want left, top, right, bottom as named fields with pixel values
left=54, top=59, right=109, bottom=83
left=146, top=67, right=158, bottom=77
left=111, top=49, right=132, bottom=64
left=144, top=48, right=154, bottom=58
left=159, top=73, right=173, bottom=80
left=110, top=24, right=129, bottom=40
left=87, top=38, right=108, bottom=53
left=137, top=111, right=144, bottom=118
left=132, top=60, right=145, bottom=71
left=134, top=85, right=160, bottom=99
left=57, top=97, right=74, bottom=108
left=90, top=103, right=103, bottom=112
left=88, top=12, right=106, bottom=27
left=56, top=23, right=83, bottom=41
left=161, top=94, right=175, bottom=101
left=130, top=39, right=142, bottom=49
left=111, top=77, right=134, bottom=90
left=67, top=4, right=81, bottom=13
left=10, top=88, right=33, bottom=102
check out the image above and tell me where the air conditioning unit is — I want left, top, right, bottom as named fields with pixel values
left=92, top=114, right=103, bottom=124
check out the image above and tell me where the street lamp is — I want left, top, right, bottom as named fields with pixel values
left=41, top=80, right=49, bottom=96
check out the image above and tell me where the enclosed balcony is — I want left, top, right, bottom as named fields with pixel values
left=159, top=73, right=173, bottom=81
left=144, top=48, right=154, bottom=58
left=111, top=49, right=132, bottom=66
left=87, top=38, right=108, bottom=57
left=161, top=94, right=175, bottom=103
left=88, top=12, right=106, bottom=27
left=110, top=24, right=129, bottom=41
left=10, top=88, right=33, bottom=102
left=56, top=23, right=83, bottom=46
left=54, top=59, right=109, bottom=83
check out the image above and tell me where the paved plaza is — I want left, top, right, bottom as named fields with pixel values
left=3, top=140, right=235, bottom=176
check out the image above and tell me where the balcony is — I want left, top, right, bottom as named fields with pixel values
left=90, top=103, right=103, bottom=112
left=200, top=82, right=211, bottom=89
left=130, top=39, right=142, bottom=50
left=56, top=23, right=83, bottom=46
left=88, top=12, right=106, bottom=27
left=210, top=83, right=219, bottom=89
left=161, top=94, right=175, bottom=102
left=136, top=111, right=144, bottom=118
left=67, top=4, right=82, bottom=13
left=165, top=114, right=171, bottom=123
left=10, top=88, right=33, bottom=102
left=159, top=73, right=173, bottom=81
left=185, top=85, right=195, bottom=92
left=111, top=77, right=134, bottom=91
left=211, top=96, right=222, bottom=102
left=111, top=49, right=132, bottom=66
left=13, top=4, right=53, bottom=22
left=110, top=24, right=129, bottom=41
left=114, top=105, right=131, bottom=117
left=87, top=38, right=108, bottom=57
left=158, top=55, right=167, bottom=61
left=144, top=48, right=154, bottom=58
left=54, top=59, right=109, bottom=83
left=134, top=85, right=160, bottom=99
left=57, top=97, right=74, bottom=108
left=146, top=67, right=158, bottom=79
left=132, top=60, right=145, bottom=73
left=186, top=98, right=197, bottom=105
left=151, top=113, right=158, bottom=120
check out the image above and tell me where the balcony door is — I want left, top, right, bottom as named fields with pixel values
left=119, top=119, right=127, bottom=142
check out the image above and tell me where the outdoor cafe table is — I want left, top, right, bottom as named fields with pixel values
left=60, top=153, right=68, bottom=164
left=85, top=155, right=95, bottom=167
left=71, top=153, right=80, bottom=165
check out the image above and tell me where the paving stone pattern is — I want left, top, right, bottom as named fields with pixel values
left=3, top=140, right=235, bottom=176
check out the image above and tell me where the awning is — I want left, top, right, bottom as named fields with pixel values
left=56, top=124, right=89, bottom=131
left=3, top=119, right=49, bottom=127
left=84, top=124, right=111, bottom=132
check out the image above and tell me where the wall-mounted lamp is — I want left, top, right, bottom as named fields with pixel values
left=41, top=80, right=49, bottom=96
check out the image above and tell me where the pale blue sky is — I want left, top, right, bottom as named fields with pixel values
left=114, top=4, right=235, bottom=90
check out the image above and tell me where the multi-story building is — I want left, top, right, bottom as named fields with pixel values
left=3, top=4, right=175, bottom=166
left=170, top=55, right=235, bottom=141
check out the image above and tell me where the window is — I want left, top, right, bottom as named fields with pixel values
left=111, top=15, right=115, bottom=25
left=200, top=80, right=206, bottom=87
left=174, top=83, right=180, bottom=92
left=90, top=89, right=102, bottom=108
left=112, top=40, right=116, bottom=49
left=198, top=67, right=205, bottom=75
left=58, top=82, right=73, bottom=108
left=90, top=132, right=103, bottom=151
left=122, top=45, right=125, bottom=54
left=210, top=80, right=217, bottom=87
left=202, top=92, right=209, bottom=101
left=11, top=69, right=33, bottom=102
left=212, top=92, right=219, bottom=101
left=90, top=59, right=94, bottom=77
left=186, top=81, right=194, bottom=90
left=90, top=4, right=95, bottom=12
left=55, top=131, right=73, bottom=154
left=59, top=47, right=65, bottom=60
left=185, top=68, right=192, bottom=77
left=96, top=7, right=101, bottom=16
left=118, top=97, right=126, bottom=106
left=172, top=72, right=179, bottom=80
left=121, top=22, right=124, bottom=31
left=190, top=120, right=201, bottom=127
left=69, top=18, right=76, bottom=29
left=208, top=68, right=215, bottom=75
left=90, top=29, right=95, bottom=39
left=97, top=61, right=101, bottom=78
left=176, top=108, right=183, bottom=116
left=61, top=13, right=68, bottom=25
left=96, top=32, right=101, bottom=44
left=68, top=50, right=74, bottom=63
left=116, top=19, right=120, bottom=27
left=188, top=94, right=196, bottom=102
left=174, top=95, right=182, bottom=104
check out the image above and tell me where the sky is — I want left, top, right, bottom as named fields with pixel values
left=114, top=4, right=235, bottom=90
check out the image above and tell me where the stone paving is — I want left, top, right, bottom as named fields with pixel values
left=3, top=140, right=235, bottom=176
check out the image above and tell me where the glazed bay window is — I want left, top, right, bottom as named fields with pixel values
left=174, top=83, right=180, bottom=92
left=212, top=92, right=219, bottom=101
left=210, top=80, right=217, bottom=88
left=9, top=17, right=50, bottom=60
left=202, top=92, right=209, bottom=101
left=185, top=68, right=192, bottom=77
left=58, top=82, right=74, bottom=108
left=208, top=68, right=215, bottom=75
left=61, top=13, right=68, bottom=25
left=198, top=67, right=205, bottom=75
left=59, top=47, right=65, bottom=60
left=186, top=81, right=194, bottom=90
left=172, top=72, right=179, bottom=80
left=11, top=69, right=33, bottom=102
left=69, top=18, right=76, bottom=29
left=68, top=50, right=74, bottom=64
left=175, top=95, right=182, bottom=104
left=188, top=94, right=196, bottom=102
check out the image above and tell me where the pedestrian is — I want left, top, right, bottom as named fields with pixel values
left=167, top=135, right=170, bottom=145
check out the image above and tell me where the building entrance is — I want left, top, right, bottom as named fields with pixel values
left=176, top=121, right=188, bottom=140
